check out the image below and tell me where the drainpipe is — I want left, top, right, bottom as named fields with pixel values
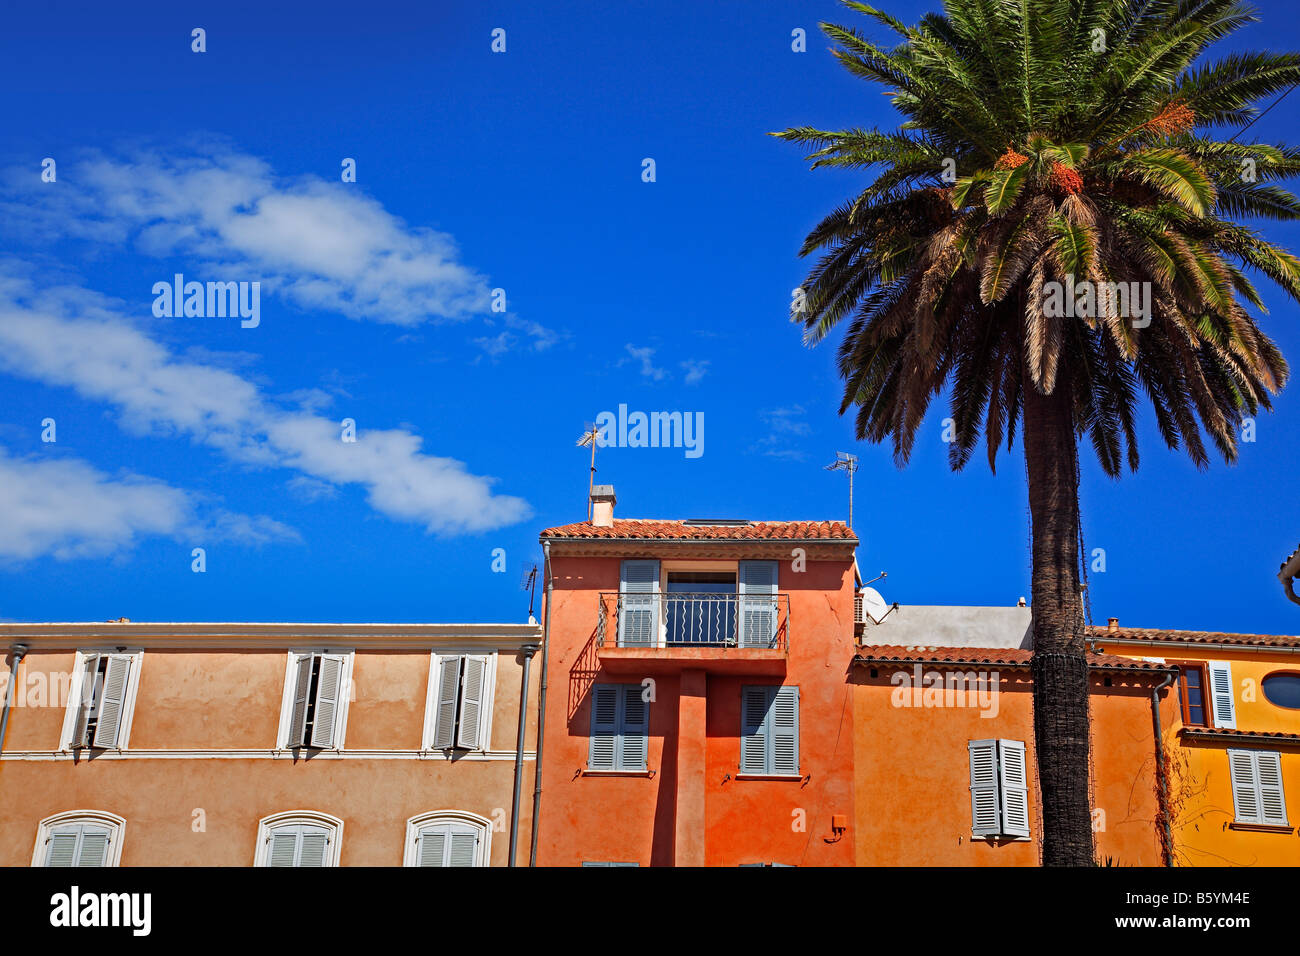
left=508, top=642, right=539, bottom=867
left=0, top=644, right=28, bottom=760
left=1150, top=670, right=1177, bottom=867
left=528, top=540, right=554, bottom=867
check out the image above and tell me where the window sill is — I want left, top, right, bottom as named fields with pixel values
left=581, top=769, right=654, bottom=777
left=734, top=773, right=803, bottom=781
left=971, top=833, right=1033, bottom=842
left=1228, top=822, right=1294, bottom=834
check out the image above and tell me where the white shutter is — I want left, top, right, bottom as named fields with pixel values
left=447, top=825, right=479, bottom=867
left=456, top=656, right=488, bottom=750
left=268, top=828, right=300, bottom=867
left=1228, top=749, right=1261, bottom=824
left=432, top=656, right=461, bottom=749
left=45, top=828, right=80, bottom=867
left=286, top=655, right=313, bottom=747
left=1256, top=752, right=1288, bottom=826
left=417, top=826, right=448, bottom=866
left=619, top=559, right=660, bottom=647
left=770, top=686, right=799, bottom=775
left=588, top=685, right=619, bottom=770
left=738, top=561, right=779, bottom=648
left=92, top=655, right=132, bottom=748
left=77, top=828, right=111, bottom=867
left=71, top=655, right=99, bottom=748
left=1208, top=661, right=1236, bottom=729
left=309, top=654, right=344, bottom=748
left=740, top=686, right=771, bottom=773
left=998, top=739, right=1031, bottom=838
left=297, top=826, right=330, bottom=866
left=969, top=739, right=1000, bottom=836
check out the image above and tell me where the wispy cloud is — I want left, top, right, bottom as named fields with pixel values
left=0, top=448, right=296, bottom=562
left=680, top=359, right=709, bottom=385
left=0, top=271, right=532, bottom=535
left=750, top=406, right=813, bottom=460
left=624, top=344, right=669, bottom=381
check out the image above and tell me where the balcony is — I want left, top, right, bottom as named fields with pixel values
left=595, top=592, right=790, bottom=675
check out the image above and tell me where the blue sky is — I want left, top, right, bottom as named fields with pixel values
left=1, top=0, right=1298, bottom=633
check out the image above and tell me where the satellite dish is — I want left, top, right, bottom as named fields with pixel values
left=860, top=587, right=888, bottom=624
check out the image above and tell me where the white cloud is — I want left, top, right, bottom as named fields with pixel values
left=0, top=448, right=296, bottom=561
left=624, top=344, right=668, bottom=381
left=9, top=147, right=512, bottom=327
left=0, top=274, right=532, bottom=535
left=680, top=359, right=709, bottom=385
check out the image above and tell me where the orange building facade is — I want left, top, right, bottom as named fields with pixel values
left=0, top=622, right=541, bottom=866
left=1095, top=623, right=1300, bottom=866
left=533, top=486, right=859, bottom=866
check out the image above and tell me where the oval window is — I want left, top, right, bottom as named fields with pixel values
left=1262, top=672, right=1300, bottom=710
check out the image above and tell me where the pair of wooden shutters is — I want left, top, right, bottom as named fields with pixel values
left=432, top=655, right=489, bottom=750
left=618, top=560, right=779, bottom=648
left=415, top=822, right=481, bottom=866
left=45, top=824, right=111, bottom=867
left=286, top=653, right=347, bottom=749
left=968, top=739, right=1031, bottom=838
left=589, top=684, right=649, bottom=771
left=72, top=654, right=131, bottom=749
left=1228, top=750, right=1288, bottom=826
left=267, top=825, right=331, bottom=867
left=740, top=685, right=799, bottom=775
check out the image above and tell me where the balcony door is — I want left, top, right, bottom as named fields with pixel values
left=665, top=571, right=737, bottom=646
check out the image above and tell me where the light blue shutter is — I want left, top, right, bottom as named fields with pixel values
left=620, top=685, right=649, bottom=771
left=286, top=655, right=312, bottom=747
left=969, top=740, right=1000, bottom=836
left=447, top=824, right=479, bottom=866
left=268, top=827, right=300, bottom=867
left=998, top=739, right=1030, bottom=837
left=417, top=826, right=447, bottom=866
left=309, top=654, right=344, bottom=748
left=589, top=685, right=619, bottom=770
left=432, top=656, right=461, bottom=749
left=770, top=686, right=799, bottom=775
left=297, top=825, right=329, bottom=866
left=45, top=829, right=80, bottom=867
left=740, top=686, right=771, bottom=773
left=456, top=656, right=488, bottom=750
left=92, top=655, right=131, bottom=748
left=619, top=560, right=660, bottom=647
left=738, top=561, right=778, bottom=647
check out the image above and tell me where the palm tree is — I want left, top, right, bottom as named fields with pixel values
left=776, top=0, right=1300, bottom=865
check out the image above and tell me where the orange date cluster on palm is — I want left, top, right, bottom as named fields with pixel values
left=994, top=148, right=1029, bottom=170
left=1049, top=162, right=1084, bottom=196
left=1144, top=102, right=1196, bottom=137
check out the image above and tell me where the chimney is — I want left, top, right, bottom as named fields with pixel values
left=591, top=484, right=616, bottom=528
left=1107, top=617, right=1119, bottom=632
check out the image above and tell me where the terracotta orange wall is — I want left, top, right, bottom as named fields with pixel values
left=1100, top=644, right=1300, bottom=865
left=0, top=644, right=539, bottom=866
left=535, top=552, right=857, bottom=866
left=851, top=667, right=1164, bottom=866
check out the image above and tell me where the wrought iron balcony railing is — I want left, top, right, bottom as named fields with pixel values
left=596, top=592, right=790, bottom=651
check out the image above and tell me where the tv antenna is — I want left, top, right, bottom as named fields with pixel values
left=577, top=422, right=599, bottom=520
left=825, top=452, right=859, bottom=531
left=521, top=563, right=539, bottom=623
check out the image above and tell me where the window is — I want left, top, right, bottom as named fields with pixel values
left=740, top=685, right=799, bottom=776
left=255, top=812, right=342, bottom=867
left=968, top=739, right=1031, bottom=839
left=60, top=650, right=142, bottom=750
left=588, top=684, right=649, bottom=771
left=278, top=651, right=353, bottom=749
left=404, top=811, right=491, bottom=867
left=1207, top=661, right=1237, bottom=729
left=666, top=570, right=736, bottom=646
left=1176, top=662, right=1209, bottom=726
left=1262, top=672, right=1300, bottom=710
left=1228, top=750, right=1289, bottom=827
left=618, top=559, right=781, bottom=648
left=33, top=811, right=125, bottom=867
left=423, top=653, right=494, bottom=751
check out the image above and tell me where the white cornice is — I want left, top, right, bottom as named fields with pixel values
left=0, top=622, right=543, bottom=650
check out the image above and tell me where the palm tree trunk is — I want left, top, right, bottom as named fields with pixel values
left=1021, top=364, right=1095, bottom=866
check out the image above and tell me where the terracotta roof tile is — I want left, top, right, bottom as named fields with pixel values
left=853, top=644, right=1174, bottom=671
left=539, top=519, right=856, bottom=541
left=1088, top=625, right=1300, bottom=648
left=1180, top=728, right=1300, bottom=743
